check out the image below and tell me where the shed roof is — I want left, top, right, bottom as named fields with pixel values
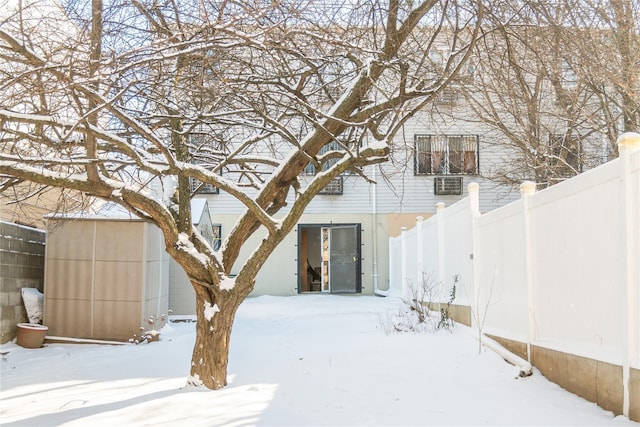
left=47, top=199, right=210, bottom=223
left=191, top=198, right=209, bottom=225
left=46, top=202, right=139, bottom=221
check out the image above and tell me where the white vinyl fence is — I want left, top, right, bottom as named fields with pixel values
left=389, top=133, right=640, bottom=417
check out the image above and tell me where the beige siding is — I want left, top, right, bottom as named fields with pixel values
left=95, top=222, right=144, bottom=262
left=94, top=261, right=142, bottom=301
left=46, top=220, right=95, bottom=260
left=93, top=300, right=141, bottom=339
left=44, top=299, right=92, bottom=338
left=45, top=259, right=93, bottom=300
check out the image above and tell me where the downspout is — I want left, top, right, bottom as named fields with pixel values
left=372, top=165, right=387, bottom=296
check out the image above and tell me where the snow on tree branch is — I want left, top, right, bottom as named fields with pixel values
left=1, top=0, right=484, bottom=389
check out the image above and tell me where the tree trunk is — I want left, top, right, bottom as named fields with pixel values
left=188, top=284, right=240, bottom=389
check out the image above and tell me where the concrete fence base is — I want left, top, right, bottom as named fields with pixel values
left=487, top=333, right=639, bottom=420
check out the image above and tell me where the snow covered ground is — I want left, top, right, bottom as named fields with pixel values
left=1, top=294, right=637, bottom=426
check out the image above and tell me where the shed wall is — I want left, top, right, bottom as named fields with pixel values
left=44, top=219, right=168, bottom=341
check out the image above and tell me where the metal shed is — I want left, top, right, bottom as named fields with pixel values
left=43, top=205, right=169, bottom=341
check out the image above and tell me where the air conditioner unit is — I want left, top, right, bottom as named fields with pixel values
left=435, top=87, right=459, bottom=105
left=434, top=177, right=463, bottom=196
left=319, top=177, right=344, bottom=195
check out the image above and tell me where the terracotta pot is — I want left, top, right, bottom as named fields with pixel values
left=16, top=323, right=48, bottom=348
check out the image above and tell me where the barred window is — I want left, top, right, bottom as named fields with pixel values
left=415, top=135, right=479, bottom=175
left=304, top=141, right=343, bottom=195
left=304, top=141, right=339, bottom=175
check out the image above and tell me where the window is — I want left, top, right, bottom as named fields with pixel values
left=560, top=60, right=577, bottom=90
left=429, top=48, right=444, bottom=64
left=199, top=223, right=222, bottom=251
left=548, top=134, right=582, bottom=177
left=188, top=133, right=220, bottom=195
left=415, top=134, right=479, bottom=175
left=212, top=224, right=222, bottom=251
left=459, top=63, right=477, bottom=84
left=305, top=141, right=344, bottom=195
left=190, top=176, right=219, bottom=195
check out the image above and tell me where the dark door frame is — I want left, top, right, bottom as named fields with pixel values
left=297, top=223, right=362, bottom=294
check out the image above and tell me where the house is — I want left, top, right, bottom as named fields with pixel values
left=164, top=83, right=614, bottom=313
left=0, top=0, right=89, bottom=230
left=165, top=65, right=613, bottom=310
left=0, top=185, right=90, bottom=230
left=165, top=118, right=561, bottom=309
left=165, top=23, right=618, bottom=307
left=0, top=1, right=618, bottom=311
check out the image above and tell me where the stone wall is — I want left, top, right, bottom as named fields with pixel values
left=0, top=221, right=46, bottom=344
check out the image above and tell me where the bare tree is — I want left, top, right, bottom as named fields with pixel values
left=555, top=0, right=640, bottom=154
left=461, top=23, right=598, bottom=187
left=0, top=0, right=482, bottom=389
left=444, top=0, right=639, bottom=187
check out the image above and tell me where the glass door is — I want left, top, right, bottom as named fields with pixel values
left=326, top=225, right=360, bottom=293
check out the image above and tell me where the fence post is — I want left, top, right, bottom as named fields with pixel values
left=416, top=216, right=424, bottom=295
left=521, top=181, right=536, bottom=363
left=388, top=236, right=399, bottom=296
left=400, top=226, right=409, bottom=302
left=618, top=132, right=640, bottom=418
left=468, top=182, right=480, bottom=216
left=436, top=203, right=446, bottom=302
left=468, top=183, right=480, bottom=326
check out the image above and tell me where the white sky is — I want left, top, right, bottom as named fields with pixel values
left=1, top=294, right=638, bottom=426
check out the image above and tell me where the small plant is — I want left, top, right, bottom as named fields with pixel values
left=379, top=272, right=458, bottom=334
left=129, top=313, right=167, bottom=344
left=378, top=304, right=433, bottom=334
left=437, top=275, right=457, bottom=331
left=408, top=271, right=440, bottom=324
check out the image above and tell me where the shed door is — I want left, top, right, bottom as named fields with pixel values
left=326, top=225, right=360, bottom=293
